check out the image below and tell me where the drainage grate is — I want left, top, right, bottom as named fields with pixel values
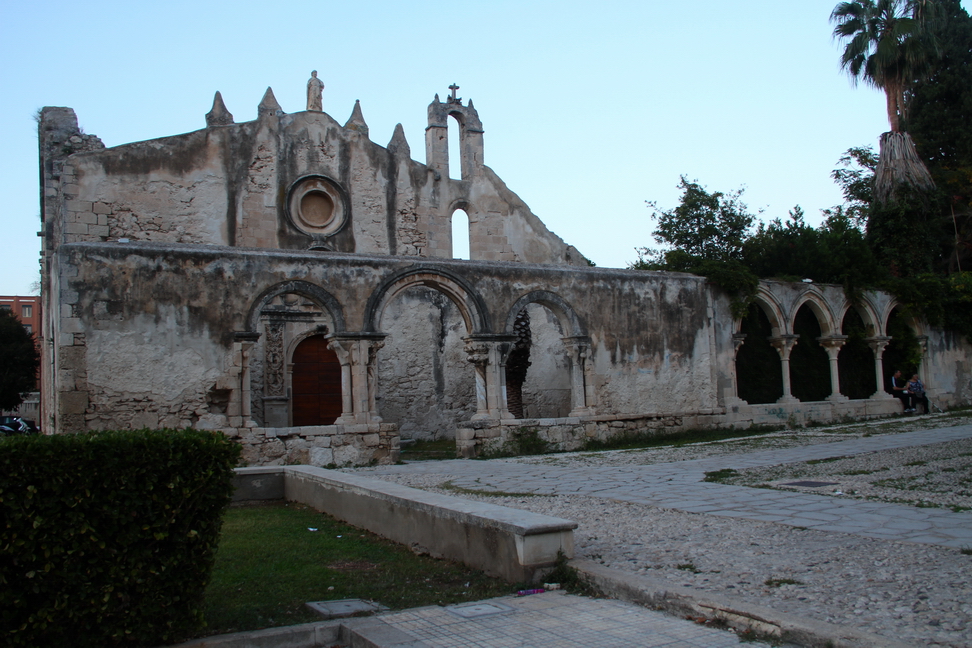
left=782, top=481, right=839, bottom=488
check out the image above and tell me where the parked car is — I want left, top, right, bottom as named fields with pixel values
left=0, top=416, right=38, bottom=435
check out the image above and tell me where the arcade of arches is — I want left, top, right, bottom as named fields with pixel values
left=734, top=291, right=925, bottom=406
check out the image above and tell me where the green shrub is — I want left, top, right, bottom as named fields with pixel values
left=0, top=429, right=241, bottom=647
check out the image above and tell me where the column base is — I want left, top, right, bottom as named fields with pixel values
left=776, top=395, right=800, bottom=404
left=826, top=393, right=849, bottom=403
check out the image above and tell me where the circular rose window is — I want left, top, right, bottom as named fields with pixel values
left=286, top=176, right=348, bottom=237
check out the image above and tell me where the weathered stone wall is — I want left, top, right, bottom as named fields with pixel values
left=36, top=96, right=972, bottom=467
left=47, top=243, right=730, bottom=448
left=520, top=303, right=572, bottom=419
left=45, top=242, right=972, bottom=465
left=42, top=100, right=584, bottom=266
left=234, top=423, right=399, bottom=467
left=377, top=287, right=476, bottom=439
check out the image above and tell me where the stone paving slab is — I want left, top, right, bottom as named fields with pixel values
left=375, top=591, right=776, bottom=647
left=363, top=425, right=972, bottom=548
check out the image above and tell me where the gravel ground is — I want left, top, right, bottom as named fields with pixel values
left=353, top=413, right=972, bottom=647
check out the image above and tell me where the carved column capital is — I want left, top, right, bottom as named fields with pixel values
left=865, top=335, right=892, bottom=357
left=817, top=335, right=849, bottom=360
left=769, top=334, right=799, bottom=360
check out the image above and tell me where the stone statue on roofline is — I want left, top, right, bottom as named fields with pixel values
left=307, top=70, right=324, bottom=112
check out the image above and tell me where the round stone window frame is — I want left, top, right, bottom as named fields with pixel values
left=286, top=175, right=350, bottom=238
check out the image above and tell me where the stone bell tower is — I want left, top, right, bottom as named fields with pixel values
left=425, top=84, right=484, bottom=179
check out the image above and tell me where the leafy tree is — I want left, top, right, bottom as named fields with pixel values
left=638, top=176, right=756, bottom=265
left=0, top=309, right=39, bottom=411
left=831, top=0, right=942, bottom=203
left=828, top=146, right=878, bottom=226
left=831, top=0, right=943, bottom=133
left=906, top=0, right=972, bottom=271
left=742, top=207, right=882, bottom=287
left=633, top=178, right=760, bottom=317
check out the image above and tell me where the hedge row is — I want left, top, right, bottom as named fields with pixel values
left=0, top=429, right=241, bottom=647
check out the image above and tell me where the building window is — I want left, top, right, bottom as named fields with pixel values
left=22, top=305, right=32, bottom=318
left=24, top=324, right=32, bottom=334
left=0, top=305, right=11, bottom=313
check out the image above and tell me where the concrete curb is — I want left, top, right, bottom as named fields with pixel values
left=572, top=559, right=914, bottom=648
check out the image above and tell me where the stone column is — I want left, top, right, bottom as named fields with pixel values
left=769, top=335, right=800, bottom=403
left=916, top=335, right=929, bottom=383
left=327, top=333, right=387, bottom=424
left=464, top=334, right=516, bottom=420
left=563, top=336, right=594, bottom=416
left=866, top=336, right=893, bottom=399
left=818, top=335, right=849, bottom=401
left=728, top=332, right=747, bottom=403
left=234, top=332, right=260, bottom=423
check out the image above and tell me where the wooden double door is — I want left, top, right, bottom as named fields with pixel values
left=291, top=335, right=342, bottom=426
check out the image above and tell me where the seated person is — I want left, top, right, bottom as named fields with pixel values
left=890, top=369, right=916, bottom=412
left=908, top=374, right=930, bottom=414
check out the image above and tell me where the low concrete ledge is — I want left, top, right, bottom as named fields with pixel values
left=232, top=466, right=576, bottom=583
left=574, top=559, right=911, bottom=648
left=168, top=617, right=429, bottom=648
left=169, top=619, right=342, bottom=647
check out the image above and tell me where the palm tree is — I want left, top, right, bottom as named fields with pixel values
left=831, top=0, right=942, bottom=202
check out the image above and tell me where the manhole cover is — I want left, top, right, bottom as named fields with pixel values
left=445, top=602, right=513, bottom=618
left=783, top=481, right=839, bottom=488
left=306, top=599, right=388, bottom=619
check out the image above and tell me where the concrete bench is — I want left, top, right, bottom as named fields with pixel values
left=233, top=466, right=576, bottom=583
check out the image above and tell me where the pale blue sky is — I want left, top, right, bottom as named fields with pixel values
left=2, top=0, right=967, bottom=294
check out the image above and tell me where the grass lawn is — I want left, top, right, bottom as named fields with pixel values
left=200, top=502, right=512, bottom=637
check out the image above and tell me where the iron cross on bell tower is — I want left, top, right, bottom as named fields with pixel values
left=447, top=83, right=461, bottom=104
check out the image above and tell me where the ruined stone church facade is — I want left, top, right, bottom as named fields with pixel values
left=38, top=81, right=972, bottom=465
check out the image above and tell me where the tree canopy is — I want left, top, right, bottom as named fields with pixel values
left=0, top=309, right=39, bottom=411
left=638, top=176, right=756, bottom=266
left=632, top=1, right=972, bottom=338
left=831, top=0, right=944, bottom=132
left=906, top=0, right=972, bottom=271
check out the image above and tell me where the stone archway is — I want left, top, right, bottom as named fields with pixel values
left=244, top=281, right=344, bottom=427
left=364, top=267, right=493, bottom=436
left=291, top=335, right=342, bottom=426
left=505, top=291, right=592, bottom=417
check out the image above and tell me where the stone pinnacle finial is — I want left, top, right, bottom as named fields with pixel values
left=206, top=91, right=234, bottom=127
left=258, top=87, right=284, bottom=119
left=434, top=93, right=440, bottom=103
left=344, top=100, right=369, bottom=136
left=387, top=123, right=410, bottom=158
